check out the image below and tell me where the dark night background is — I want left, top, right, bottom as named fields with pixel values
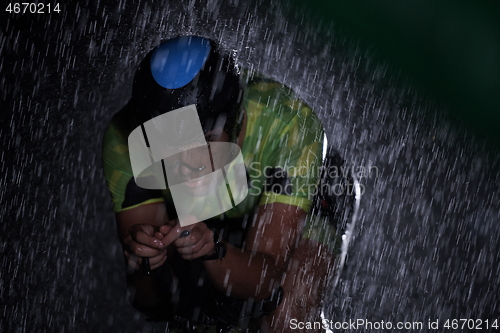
left=1, top=1, right=499, bottom=332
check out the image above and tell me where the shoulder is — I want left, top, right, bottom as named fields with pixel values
left=102, top=102, right=140, bottom=158
left=242, top=72, right=323, bottom=132
left=241, top=72, right=324, bottom=160
left=102, top=101, right=141, bottom=183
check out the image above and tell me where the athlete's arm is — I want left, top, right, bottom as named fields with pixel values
left=160, top=202, right=305, bottom=301
left=261, top=238, right=334, bottom=333
left=116, top=202, right=172, bottom=308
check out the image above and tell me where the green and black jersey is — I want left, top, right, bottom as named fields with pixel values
left=103, top=74, right=338, bottom=250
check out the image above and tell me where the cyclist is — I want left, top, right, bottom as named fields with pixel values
left=103, top=35, right=345, bottom=332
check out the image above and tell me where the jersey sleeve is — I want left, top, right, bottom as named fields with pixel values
left=102, top=113, right=164, bottom=213
left=244, top=78, right=324, bottom=213
left=265, top=110, right=324, bottom=212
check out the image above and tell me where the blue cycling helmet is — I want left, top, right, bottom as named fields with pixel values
left=132, top=35, right=245, bottom=143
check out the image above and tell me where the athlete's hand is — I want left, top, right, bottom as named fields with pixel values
left=159, top=217, right=215, bottom=260
left=123, top=224, right=171, bottom=270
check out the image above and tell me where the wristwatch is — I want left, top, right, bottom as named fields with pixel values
left=202, top=229, right=227, bottom=261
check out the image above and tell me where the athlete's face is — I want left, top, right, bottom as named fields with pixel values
left=165, top=127, right=232, bottom=196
